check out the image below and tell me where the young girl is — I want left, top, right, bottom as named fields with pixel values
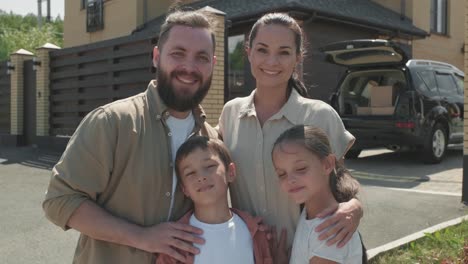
left=272, top=125, right=367, bottom=264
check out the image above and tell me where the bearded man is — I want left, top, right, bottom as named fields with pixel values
left=43, top=10, right=218, bottom=264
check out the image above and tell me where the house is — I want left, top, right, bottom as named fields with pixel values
left=66, top=0, right=463, bottom=101
left=375, top=0, right=464, bottom=72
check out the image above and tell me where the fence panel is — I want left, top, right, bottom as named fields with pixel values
left=0, top=61, right=11, bottom=134
left=49, top=37, right=155, bottom=136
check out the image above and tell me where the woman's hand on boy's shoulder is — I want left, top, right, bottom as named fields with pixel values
left=314, top=198, right=363, bottom=248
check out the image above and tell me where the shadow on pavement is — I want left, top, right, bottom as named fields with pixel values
left=345, top=147, right=462, bottom=189
left=0, top=146, right=61, bottom=170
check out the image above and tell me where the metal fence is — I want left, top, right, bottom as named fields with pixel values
left=0, top=61, right=11, bottom=134
left=49, top=36, right=155, bottom=136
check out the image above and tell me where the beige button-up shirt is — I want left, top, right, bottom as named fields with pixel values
left=43, top=80, right=218, bottom=264
left=219, top=89, right=355, bottom=244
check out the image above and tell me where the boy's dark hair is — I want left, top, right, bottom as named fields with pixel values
left=175, top=136, right=233, bottom=181
left=158, top=10, right=217, bottom=52
left=272, top=125, right=360, bottom=203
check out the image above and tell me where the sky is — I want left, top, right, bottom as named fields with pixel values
left=0, top=0, right=64, bottom=18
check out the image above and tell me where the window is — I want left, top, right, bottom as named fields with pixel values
left=435, top=73, right=458, bottom=97
left=86, top=0, right=104, bottom=32
left=430, top=0, right=448, bottom=35
left=81, top=0, right=87, bottom=10
left=415, top=70, right=438, bottom=96
left=452, top=74, right=464, bottom=95
left=227, top=35, right=245, bottom=100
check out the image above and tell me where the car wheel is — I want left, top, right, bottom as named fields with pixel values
left=345, top=149, right=362, bottom=159
left=422, top=123, right=447, bottom=164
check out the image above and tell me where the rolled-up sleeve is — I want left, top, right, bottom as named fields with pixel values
left=323, top=106, right=355, bottom=160
left=43, top=108, right=116, bottom=230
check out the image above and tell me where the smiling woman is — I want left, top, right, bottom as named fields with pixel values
left=218, top=13, right=362, bottom=250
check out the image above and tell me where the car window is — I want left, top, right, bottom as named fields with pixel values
left=435, top=73, right=458, bottom=97
left=453, top=74, right=464, bottom=95
left=415, top=70, right=438, bottom=96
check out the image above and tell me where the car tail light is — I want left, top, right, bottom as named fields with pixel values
left=395, top=122, right=415, bottom=128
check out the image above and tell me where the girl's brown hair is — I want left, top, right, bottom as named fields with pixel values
left=248, top=13, right=309, bottom=98
left=272, top=125, right=360, bottom=202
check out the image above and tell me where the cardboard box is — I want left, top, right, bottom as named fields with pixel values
left=371, top=106, right=395, bottom=115
left=370, top=85, right=393, bottom=107
left=357, top=107, right=372, bottom=115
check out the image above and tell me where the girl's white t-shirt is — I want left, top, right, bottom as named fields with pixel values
left=190, top=213, right=255, bottom=264
left=290, top=209, right=363, bottom=264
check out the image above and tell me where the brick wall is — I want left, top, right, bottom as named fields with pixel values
left=200, top=8, right=225, bottom=126
left=10, top=50, right=33, bottom=135
left=36, top=44, right=61, bottom=136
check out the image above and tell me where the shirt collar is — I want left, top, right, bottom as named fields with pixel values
left=146, top=80, right=207, bottom=124
left=238, top=90, right=257, bottom=118
left=238, top=88, right=303, bottom=125
left=177, top=208, right=263, bottom=237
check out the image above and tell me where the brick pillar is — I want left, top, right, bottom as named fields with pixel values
left=36, top=43, right=61, bottom=136
left=10, top=49, right=34, bottom=136
left=199, top=6, right=226, bottom=126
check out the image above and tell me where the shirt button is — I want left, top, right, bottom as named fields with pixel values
left=156, top=114, right=161, bottom=119
left=168, top=132, right=172, bottom=137
left=165, top=192, right=171, bottom=197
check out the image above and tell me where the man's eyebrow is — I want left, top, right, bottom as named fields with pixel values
left=170, top=45, right=187, bottom=51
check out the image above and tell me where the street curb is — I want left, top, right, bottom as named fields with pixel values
left=367, top=213, right=468, bottom=259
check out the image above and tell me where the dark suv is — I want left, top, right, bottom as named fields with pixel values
left=321, top=39, right=464, bottom=163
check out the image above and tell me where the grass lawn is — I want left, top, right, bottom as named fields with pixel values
left=369, top=221, right=468, bottom=264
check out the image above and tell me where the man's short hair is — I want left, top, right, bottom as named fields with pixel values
left=157, top=10, right=217, bottom=52
left=175, top=136, right=232, bottom=181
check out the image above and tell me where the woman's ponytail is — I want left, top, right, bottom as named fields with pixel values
left=288, top=73, right=309, bottom=98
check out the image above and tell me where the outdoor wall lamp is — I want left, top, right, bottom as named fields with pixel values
left=33, top=57, right=42, bottom=71
left=6, top=61, right=15, bottom=75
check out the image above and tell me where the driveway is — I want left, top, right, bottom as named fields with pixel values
left=347, top=147, right=467, bottom=249
left=0, top=146, right=466, bottom=263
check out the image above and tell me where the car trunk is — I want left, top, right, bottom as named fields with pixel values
left=322, top=40, right=415, bottom=149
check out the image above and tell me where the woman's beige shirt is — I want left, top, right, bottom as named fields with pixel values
left=219, top=89, right=355, bottom=244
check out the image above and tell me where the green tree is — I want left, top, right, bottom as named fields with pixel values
left=229, top=40, right=245, bottom=71
left=0, top=10, right=63, bottom=61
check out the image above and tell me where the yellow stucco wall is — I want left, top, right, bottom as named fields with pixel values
left=64, top=0, right=139, bottom=47
left=412, top=1, right=464, bottom=70
left=64, top=0, right=202, bottom=48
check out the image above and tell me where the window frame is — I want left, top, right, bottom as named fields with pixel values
left=430, top=0, right=448, bottom=35
left=81, top=0, right=87, bottom=10
left=434, top=71, right=459, bottom=98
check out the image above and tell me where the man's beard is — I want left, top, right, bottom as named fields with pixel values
left=157, top=66, right=212, bottom=112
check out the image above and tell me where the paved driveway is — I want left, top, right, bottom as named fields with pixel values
left=0, top=146, right=466, bottom=263
left=346, top=147, right=467, bottom=249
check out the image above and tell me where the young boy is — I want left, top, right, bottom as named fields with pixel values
left=156, top=136, right=272, bottom=264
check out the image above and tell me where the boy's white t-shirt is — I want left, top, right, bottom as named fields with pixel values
left=290, top=209, right=363, bottom=264
left=166, top=112, right=195, bottom=220
left=189, top=213, right=255, bottom=264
